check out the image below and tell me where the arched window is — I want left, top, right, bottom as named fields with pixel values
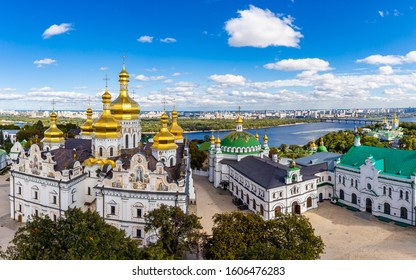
left=383, top=186, right=386, bottom=195
left=328, top=176, right=332, bottom=181
left=260, top=204, right=264, bottom=216
left=125, top=134, right=129, bottom=149
left=388, top=188, right=392, bottom=197
left=384, top=203, right=390, bottom=215
left=170, top=158, right=174, bottom=166
left=400, top=207, right=408, bottom=219
left=99, top=147, right=103, bottom=157
left=367, top=183, right=372, bottom=190
left=342, top=176, right=345, bottom=185
left=351, top=178, right=353, bottom=186
left=292, top=174, right=297, bottom=182
left=355, top=180, right=358, bottom=188
left=406, top=191, right=409, bottom=201
left=340, top=189, right=344, bottom=200
left=400, top=190, right=403, bottom=199
left=110, top=147, right=114, bottom=157
left=307, top=197, right=312, bottom=208
left=246, top=194, right=249, bottom=204
left=351, top=193, right=357, bottom=204
left=339, top=175, right=341, bottom=183
left=253, top=199, right=256, bottom=210
left=133, top=134, right=136, bottom=148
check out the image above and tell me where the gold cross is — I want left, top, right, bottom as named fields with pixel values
left=121, top=54, right=127, bottom=67
left=162, top=96, right=167, bottom=111
left=51, top=99, right=56, bottom=111
left=103, top=75, right=110, bottom=89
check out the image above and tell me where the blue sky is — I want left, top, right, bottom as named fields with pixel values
left=1, top=0, right=416, bottom=111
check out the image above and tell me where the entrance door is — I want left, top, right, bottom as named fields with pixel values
left=292, top=201, right=301, bottom=214
left=17, top=215, right=22, bottom=222
left=319, top=193, right=323, bottom=202
left=366, top=198, right=372, bottom=213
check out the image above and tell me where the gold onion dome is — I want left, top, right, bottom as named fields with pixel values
left=80, top=106, right=94, bottom=135
left=236, top=115, right=243, bottom=124
left=43, top=111, right=64, bottom=143
left=263, top=133, right=268, bottom=141
left=255, top=131, right=259, bottom=141
left=210, top=132, right=215, bottom=142
left=152, top=111, right=177, bottom=150
left=93, top=89, right=121, bottom=138
left=110, top=66, right=140, bottom=120
left=215, top=135, right=221, bottom=145
left=169, top=108, right=184, bottom=140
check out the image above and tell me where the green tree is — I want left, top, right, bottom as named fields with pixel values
left=189, top=140, right=207, bottom=169
left=144, top=205, right=205, bottom=259
left=203, top=212, right=324, bottom=260
left=1, top=208, right=143, bottom=260
left=4, top=137, right=13, bottom=153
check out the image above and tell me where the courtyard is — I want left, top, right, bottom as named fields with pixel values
left=192, top=174, right=416, bottom=260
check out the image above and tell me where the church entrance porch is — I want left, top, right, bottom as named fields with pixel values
left=366, top=198, right=372, bottom=213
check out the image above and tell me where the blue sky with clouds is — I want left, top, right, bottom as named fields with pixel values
left=1, top=0, right=416, bottom=111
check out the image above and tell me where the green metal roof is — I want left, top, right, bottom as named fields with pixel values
left=221, top=131, right=261, bottom=148
left=317, top=145, right=328, bottom=152
left=340, top=145, right=416, bottom=178
left=0, top=149, right=6, bottom=155
left=198, top=141, right=211, bottom=151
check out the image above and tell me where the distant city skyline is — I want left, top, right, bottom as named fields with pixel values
left=1, top=0, right=416, bottom=111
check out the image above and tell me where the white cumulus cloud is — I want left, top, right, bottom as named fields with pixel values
left=225, top=5, right=303, bottom=48
left=42, top=23, right=73, bottom=39
left=264, top=58, right=331, bottom=71
left=160, top=37, right=177, bottom=43
left=33, top=58, right=56, bottom=68
left=357, top=54, right=403, bottom=65
left=137, top=35, right=153, bottom=43
left=135, top=74, right=166, bottom=81
left=99, top=66, right=108, bottom=71
left=378, top=65, right=394, bottom=75
left=209, top=74, right=246, bottom=86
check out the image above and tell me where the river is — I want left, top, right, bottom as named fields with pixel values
left=184, top=117, right=416, bottom=148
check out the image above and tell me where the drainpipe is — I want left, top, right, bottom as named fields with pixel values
left=11, top=170, right=15, bottom=220
left=412, top=182, right=415, bottom=226
left=58, top=179, right=62, bottom=218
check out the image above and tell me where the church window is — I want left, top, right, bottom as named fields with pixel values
left=400, top=190, right=403, bottom=199
left=87, top=187, right=91, bottom=196
left=99, top=147, right=103, bottom=157
left=35, top=209, right=39, bottom=217
left=253, top=199, right=256, bottom=210
left=383, top=186, right=386, bottom=195
left=71, top=189, right=76, bottom=203
left=52, top=195, right=57, bottom=205
left=352, top=193, right=357, bottom=204
left=18, top=204, right=22, bottom=212
left=34, top=190, right=38, bottom=200
left=367, top=183, right=372, bottom=190
left=388, top=188, right=392, bottom=197
left=260, top=204, right=264, bottom=216
left=339, top=175, right=341, bottom=183
left=406, top=191, right=409, bottom=201
left=136, top=229, right=142, bottom=238
left=125, top=135, right=129, bottom=149
left=342, top=176, right=345, bottom=185
left=17, top=186, right=22, bottom=195
left=351, top=178, right=354, bottom=187
left=53, top=214, right=57, bottom=222
left=170, top=158, right=174, bottom=166
left=136, top=208, right=142, bottom=218
left=133, top=134, right=136, bottom=148
left=328, top=176, right=332, bottom=181
left=110, top=147, right=114, bottom=157
left=110, top=206, right=116, bottom=215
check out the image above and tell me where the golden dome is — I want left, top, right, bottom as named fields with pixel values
left=152, top=111, right=178, bottom=150
left=393, top=113, right=398, bottom=122
left=236, top=115, right=243, bottom=124
left=110, top=66, right=140, bottom=120
left=43, top=111, right=64, bottom=143
left=255, top=131, right=259, bottom=141
left=311, top=139, right=317, bottom=148
left=263, top=133, right=268, bottom=141
left=169, top=108, right=184, bottom=141
left=93, top=89, right=121, bottom=139
left=215, top=136, right=221, bottom=145
left=210, top=132, right=215, bottom=143
left=80, top=106, right=93, bottom=136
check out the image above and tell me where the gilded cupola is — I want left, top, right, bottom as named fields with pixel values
left=110, top=65, right=140, bottom=120
left=93, top=88, right=121, bottom=139
left=80, top=106, right=93, bottom=136
left=169, top=108, right=184, bottom=141
left=152, top=111, right=178, bottom=150
left=43, top=111, right=64, bottom=143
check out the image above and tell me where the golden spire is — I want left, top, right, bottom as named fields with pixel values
left=110, top=58, right=140, bottom=120
left=80, top=99, right=94, bottom=136
left=152, top=110, right=178, bottom=150
left=236, top=106, right=243, bottom=125
left=43, top=102, right=64, bottom=144
left=215, top=131, right=221, bottom=145
left=169, top=99, right=184, bottom=141
left=263, top=129, right=268, bottom=141
left=210, top=130, right=215, bottom=143
left=93, top=83, right=121, bottom=139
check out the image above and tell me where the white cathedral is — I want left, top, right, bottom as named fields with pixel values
left=8, top=64, right=195, bottom=245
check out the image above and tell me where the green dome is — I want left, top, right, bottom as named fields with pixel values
left=317, top=145, right=328, bottom=152
left=221, top=131, right=261, bottom=149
